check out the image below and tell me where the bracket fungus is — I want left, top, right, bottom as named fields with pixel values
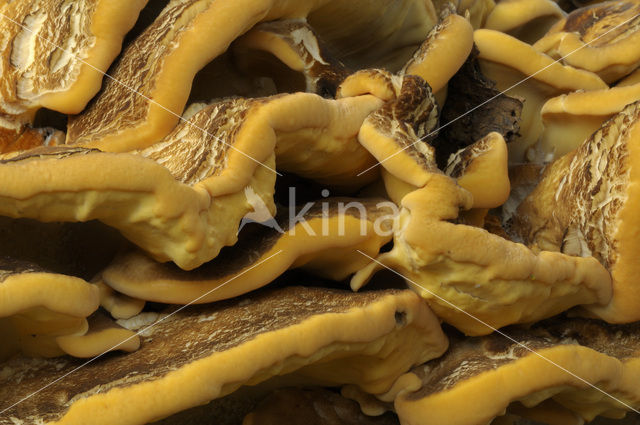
left=232, top=20, right=349, bottom=97
left=353, top=172, right=611, bottom=335
left=540, top=80, right=640, bottom=158
left=100, top=200, right=394, bottom=305
left=474, top=28, right=607, bottom=162
left=0, top=0, right=147, bottom=116
left=337, top=69, right=401, bottom=102
left=392, top=319, right=640, bottom=425
left=400, top=7, right=474, bottom=103
left=0, top=89, right=393, bottom=269
left=96, top=280, right=145, bottom=320
left=513, top=101, right=640, bottom=323
left=534, top=0, right=640, bottom=84
left=0, top=0, right=146, bottom=156
left=444, top=0, right=496, bottom=29
left=0, top=257, right=98, bottom=359
left=0, top=286, right=447, bottom=425
left=386, top=131, right=510, bottom=225
left=352, top=102, right=611, bottom=334
left=443, top=132, right=510, bottom=227
left=484, top=0, right=566, bottom=44
left=66, top=0, right=437, bottom=152
left=619, top=67, right=640, bottom=86
left=3, top=1, right=639, bottom=423
left=445, top=131, right=510, bottom=210
left=54, top=311, right=140, bottom=358
left=351, top=92, right=610, bottom=335
left=336, top=5, right=472, bottom=109
left=0, top=144, right=276, bottom=270
left=0, top=218, right=136, bottom=361
left=355, top=73, right=439, bottom=189
left=306, top=0, right=439, bottom=72
left=331, top=60, right=444, bottom=203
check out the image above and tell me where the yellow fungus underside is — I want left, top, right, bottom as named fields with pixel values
left=101, top=206, right=392, bottom=304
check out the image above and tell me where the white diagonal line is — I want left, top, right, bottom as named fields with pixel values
left=0, top=250, right=283, bottom=415
left=357, top=11, right=640, bottom=176
left=0, top=12, right=282, bottom=176
left=357, top=250, right=640, bottom=414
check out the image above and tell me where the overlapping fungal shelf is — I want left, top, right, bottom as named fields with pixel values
left=2, top=0, right=640, bottom=424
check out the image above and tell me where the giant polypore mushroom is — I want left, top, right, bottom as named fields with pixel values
left=351, top=90, right=612, bottom=335
left=438, top=0, right=495, bottom=29
left=513, top=100, right=640, bottom=323
left=0, top=89, right=391, bottom=269
left=0, top=144, right=274, bottom=271
left=55, top=310, right=140, bottom=358
left=353, top=172, right=611, bottom=335
left=392, top=318, right=640, bottom=425
left=66, top=0, right=438, bottom=152
left=445, top=131, right=511, bottom=209
left=474, top=28, right=607, bottom=162
left=0, top=257, right=136, bottom=360
left=400, top=6, right=474, bottom=105
left=0, top=0, right=147, bottom=156
left=99, top=199, right=394, bottom=304
left=232, top=19, right=349, bottom=97
left=0, top=0, right=146, bottom=115
left=484, top=0, right=566, bottom=44
left=540, top=80, right=640, bottom=158
left=340, top=66, right=441, bottom=205
left=0, top=286, right=447, bottom=425
left=3, top=1, right=639, bottom=423
left=618, top=67, right=640, bottom=86
left=441, top=131, right=511, bottom=227
left=533, top=0, right=640, bottom=84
